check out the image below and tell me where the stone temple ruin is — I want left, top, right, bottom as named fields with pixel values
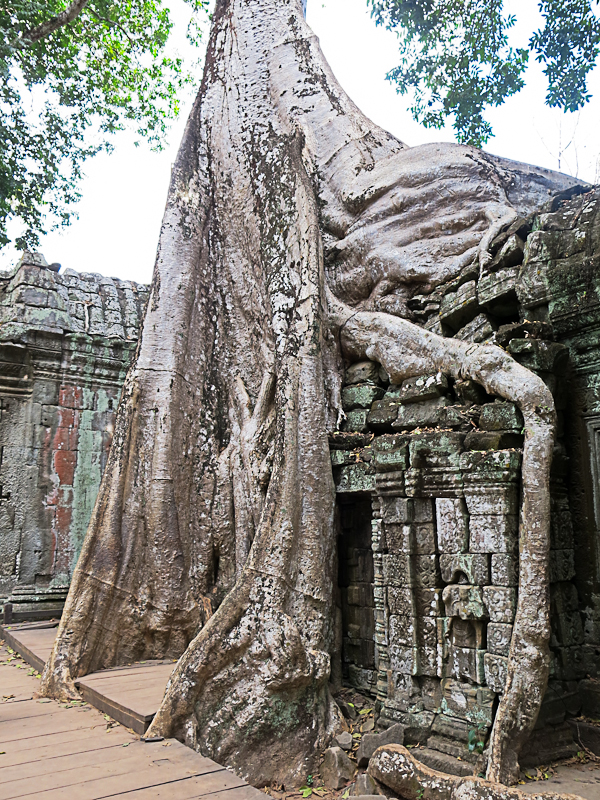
left=0, top=252, right=148, bottom=618
left=2, top=187, right=600, bottom=771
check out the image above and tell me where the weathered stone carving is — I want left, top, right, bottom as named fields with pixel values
left=333, top=187, right=600, bottom=778
left=0, top=255, right=148, bottom=615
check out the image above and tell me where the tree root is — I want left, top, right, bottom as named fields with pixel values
left=368, top=745, right=585, bottom=800
left=333, top=299, right=556, bottom=784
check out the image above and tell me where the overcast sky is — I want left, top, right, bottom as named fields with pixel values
left=2, top=0, right=599, bottom=283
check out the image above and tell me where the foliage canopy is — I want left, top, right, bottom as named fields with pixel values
left=0, top=0, right=207, bottom=251
left=368, top=0, right=600, bottom=146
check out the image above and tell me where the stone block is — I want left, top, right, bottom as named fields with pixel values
left=464, top=430, right=524, bottom=451
left=345, top=361, right=382, bottom=386
left=551, top=510, right=574, bottom=550
left=454, top=314, right=495, bottom=344
left=342, top=384, right=385, bottom=411
left=552, top=611, right=584, bottom=647
left=392, top=396, right=451, bottom=431
left=555, top=646, right=586, bottom=682
left=447, top=645, right=486, bottom=684
left=414, top=554, right=440, bottom=588
left=372, top=436, right=408, bottom=471
left=469, top=514, right=518, bottom=553
left=53, top=449, right=77, bottom=485
left=439, top=281, right=479, bottom=331
left=463, top=485, right=518, bottom=517
left=335, top=463, right=376, bottom=493
left=551, top=581, right=579, bottom=615
left=350, top=773, right=385, bottom=796
left=491, top=554, right=518, bottom=586
left=331, top=449, right=357, bottom=467
left=413, top=523, right=436, bottom=555
left=394, top=373, right=449, bottom=404
left=367, top=396, right=400, bottom=430
left=490, top=233, right=525, bottom=270
left=343, top=409, right=370, bottom=433
left=384, top=524, right=410, bottom=555
left=507, top=339, right=569, bottom=375
left=381, top=496, right=412, bottom=524
left=477, top=267, right=519, bottom=316
left=382, top=554, right=413, bottom=587
left=347, top=584, right=375, bottom=608
left=414, top=498, right=434, bottom=522
left=440, top=553, right=490, bottom=586
left=343, top=639, right=375, bottom=669
left=479, top=402, right=523, bottom=432
left=408, top=432, right=464, bottom=470
left=550, top=549, right=576, bottom=582
left=487, top=623, right=513, bottom=656
left=389, top=614, right=417, bottom=648
left=483, top=586, right=516, bottom=623
left=356, top=723, right=405, bottom=767
left=387, top=586, right=413, bottom=616
left=414, top=588, right=443, bottom=617
left=450, top=618, right=486, bottom=650
left=579, top=679, right=600, bottom=718
left=435, top=498, right=469, bottom=554
left=440, top=679, right=495, bottom=725
left=484, top=653, right=508, bottom=693
left=321, top=747, right=356, bottom=789
left=460, top=449, right=522, bottom=481
left=32, top=380, right=59, bottom=405
left=442, top=585, right=487, bottom=621
left=389, top=643, right=418, bottom=675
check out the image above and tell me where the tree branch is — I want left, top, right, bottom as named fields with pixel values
left=21, top=0, right=91, bottom=45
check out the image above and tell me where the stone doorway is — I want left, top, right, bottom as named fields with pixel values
left=337, top=494, right=376, bottom=696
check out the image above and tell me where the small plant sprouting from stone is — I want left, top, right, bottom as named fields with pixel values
left=468, top=726, right=486, bottom=755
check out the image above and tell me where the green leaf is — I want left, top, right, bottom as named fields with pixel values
left=367, top=0, right=597, bottom=145
left=0, top=0, right=211, bottom=249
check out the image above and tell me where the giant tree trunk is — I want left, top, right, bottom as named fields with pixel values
left=41, top=0, right=581, bottom=787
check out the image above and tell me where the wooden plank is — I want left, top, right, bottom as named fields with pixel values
left=78, top=667, right=174, bottom=692
left=0, top=728, right=134, bottom=767
left=0, top=739, right=223, bottom=787
left=2, top=744, right=231, bottom=799
left=0, top=741, right=138, bottom=784
left=75, top=664, right=173, bottom=733
left=121, top=778, right=266, bottom=800
left=0, top=699, right=80, bottom=723
left=107, top=776, right=264, bottom=800
left=78, top=662, right=175, bottom=680
left=0, top=707, right=110, bottom=743
left=76, top=683, right=152, bottom=734
left=0, top=628, right=51, bottom=672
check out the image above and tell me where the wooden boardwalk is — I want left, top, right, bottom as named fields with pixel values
left=0, top=625, right=263, bottom=800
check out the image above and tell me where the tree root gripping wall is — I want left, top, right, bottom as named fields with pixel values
left=1, top=189, right=600, bottom=770
left=332, top=187, right=600, bottom=773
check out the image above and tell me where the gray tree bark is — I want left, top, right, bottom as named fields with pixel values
left=41, top=0, right=581, bottom=787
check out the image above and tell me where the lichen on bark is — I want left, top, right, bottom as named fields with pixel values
left=41, top=0, right=583, bottom=787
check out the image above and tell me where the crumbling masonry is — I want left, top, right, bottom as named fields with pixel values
left=0, top=253, right=148, bottom=616
left=1, top=188, right=600, bottom=767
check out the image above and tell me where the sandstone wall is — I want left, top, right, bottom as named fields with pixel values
left=0, top=253, right=148, bottom=615
left=331, top=186, right=600, bottom=771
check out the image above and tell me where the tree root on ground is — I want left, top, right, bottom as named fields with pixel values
left=368, top=745, right=585, bottom=800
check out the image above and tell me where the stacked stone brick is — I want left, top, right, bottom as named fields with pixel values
left=0, top=252, right=148, bottom=616
left=332, top=186, right=600, bottom=772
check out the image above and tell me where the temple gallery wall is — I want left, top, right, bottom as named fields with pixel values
left=2, top=187, right=600, bottom=769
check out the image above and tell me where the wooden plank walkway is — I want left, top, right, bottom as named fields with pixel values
left=1, top=623, right=175, bottom=734
left=0, top=628, right=264, bottom=800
